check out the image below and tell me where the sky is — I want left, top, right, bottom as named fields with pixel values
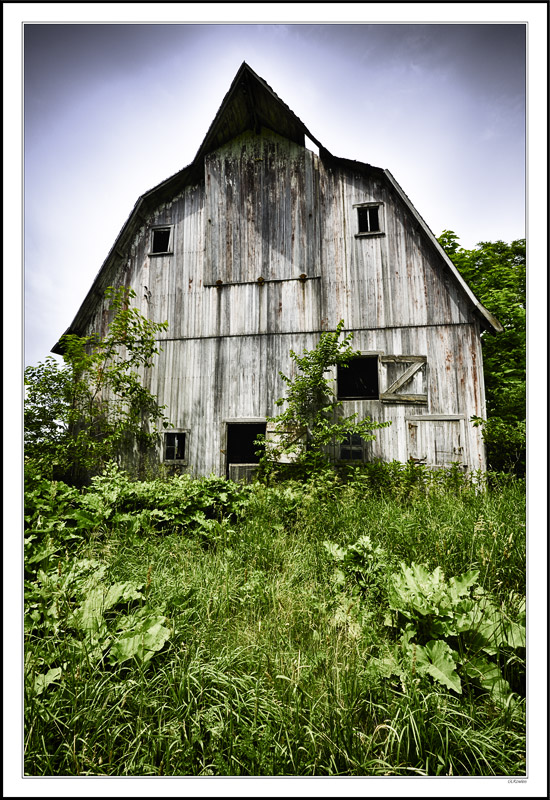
left=17, top=10, right=534, bottom=369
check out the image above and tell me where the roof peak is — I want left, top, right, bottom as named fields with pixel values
left=191, top=61, right=324, bottom=166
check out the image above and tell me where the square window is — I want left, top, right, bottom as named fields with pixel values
left=164, top=431, right=186, bottom=461
left=337, top=357, right=379, bottom=400
left=340, top=433, right=366, bottom=461
left=151, top=227, right=172, bottom=254
left=355, top=203, right=383, bottom=236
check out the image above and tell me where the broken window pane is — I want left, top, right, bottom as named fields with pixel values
left=165, top=432, right=185, bottom=460
left=151, top=228, right=171, bottom=253
left=357, top=205, right=380, bottom=234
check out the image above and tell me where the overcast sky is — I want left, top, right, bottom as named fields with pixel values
left=20, top=14, right=531, bottom=368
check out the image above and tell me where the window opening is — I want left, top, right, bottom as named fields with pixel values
left=164, top=432, right=186, bottom=461
left=357, top=205, right=380, bottom=234
left=304, top=135, right=319, bottom=155
left=226, top=423, right=266, bottom=465
left=151, top=227, right=172, bottom=254
left=340, top=433, right=365, bottom=461
left=337, top=357, right=379, bottom=400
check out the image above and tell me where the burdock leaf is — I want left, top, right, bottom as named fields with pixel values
left=417, top=640, right=462, bottom=694
left=448, top=570, right=479, bottom=603
left=462, top=655, right=512, bottom=706
left=109, top=616, right=171, bottom=664
left=34, top=667, right=62, bottom=696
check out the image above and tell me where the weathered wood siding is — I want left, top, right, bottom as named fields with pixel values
left=205, top=130, right=320, bottom=284
left=81, top=128, right=487, bottom=476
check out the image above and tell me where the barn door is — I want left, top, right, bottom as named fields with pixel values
left=380, top=356, right=428, bottom=405
left=407, top=416, right=467, bottom=468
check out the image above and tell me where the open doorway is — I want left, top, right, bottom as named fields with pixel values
left=225, top=421, right=266, bottom=481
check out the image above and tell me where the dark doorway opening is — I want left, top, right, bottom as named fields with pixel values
left=226, top=422, right=266, bottom=477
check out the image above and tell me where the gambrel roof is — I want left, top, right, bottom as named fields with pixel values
left=52, top=61, right=501, bottom=354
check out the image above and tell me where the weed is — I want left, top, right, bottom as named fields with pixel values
left=24, top=462, right=526, bottom=776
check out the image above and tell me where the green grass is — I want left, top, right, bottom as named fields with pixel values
left=24, top=465, right=526, bottom=776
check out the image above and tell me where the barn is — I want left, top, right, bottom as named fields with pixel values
left=53, top=62, right=502, bottom=479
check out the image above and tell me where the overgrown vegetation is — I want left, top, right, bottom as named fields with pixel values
left=24, top=287, right=169, bottom=485
left=24, top=462, right=526, bottom=776
left=24, top=237, right=526, bottom=775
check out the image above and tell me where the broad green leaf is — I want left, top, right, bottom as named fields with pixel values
left=73, top=581, right=143, bottom=634
left=109, top=616, right=171, bottom=664
left=462, top=655, right=512, bottom=706
left=103, top=581, right=143, bottom=609
left=26, top=545, right=59, bottom=565
left=74, top=587, right=105, bottom=633
left=504, top=620, right=526, bottom=649
left=323, top=541, right=346, bottom=561
left=448, top=570, right=479, bottom=604
left=332, top=568, right=346, bottom=586
left=416, top=640, right=462, bottom=694
left=389, top=562, right=447, bottom=617
left=400, top=623, right=417, bottom=648
left=469, top=602, right=509, bottom=651
left=383, top=611, right=395, bottom=627
left=34, top=667, right=62, bottom=696
left=372, top=655, right=403, bottom=679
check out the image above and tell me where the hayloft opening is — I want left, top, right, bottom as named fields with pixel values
left=151, top=227, right=172, bottom=254
left=337, top=356, right=379, bottom=400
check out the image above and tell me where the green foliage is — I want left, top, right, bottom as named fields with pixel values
left=438, top=232, right=526, bottom=474
left=337, top=458, right=482, bottom=498
left=324, top=535, right=389, bottom=599
left=25, top=462, right=252, bottom=555
left=257, top=321, right=390, bottom=476
left=25, top=552, right=172, bottom=685
left=24, top=357, right=72, bottom=456
left=24, top=461, right=86, bottom=579
left=25, top=286, right=169, bottom=484
left=472, top=416, right=526, bottom=476
left=24, top=467, right=525, bottom=776
left=383, top=562, right=525, bottom=706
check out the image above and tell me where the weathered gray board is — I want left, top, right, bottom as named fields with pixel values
left=71, top=125, right=489, bottom=477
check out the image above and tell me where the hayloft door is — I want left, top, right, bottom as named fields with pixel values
left=225, top=422, right=266, bottom=482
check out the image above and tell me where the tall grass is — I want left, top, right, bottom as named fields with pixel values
left=24, top=464, right=526, bottom=776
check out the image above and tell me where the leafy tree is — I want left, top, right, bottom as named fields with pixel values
left=25, top=287, right=169, bottom=484
left=438, top=232, right=526, bottom=474
left=257, top=321, right=390, bottom=476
